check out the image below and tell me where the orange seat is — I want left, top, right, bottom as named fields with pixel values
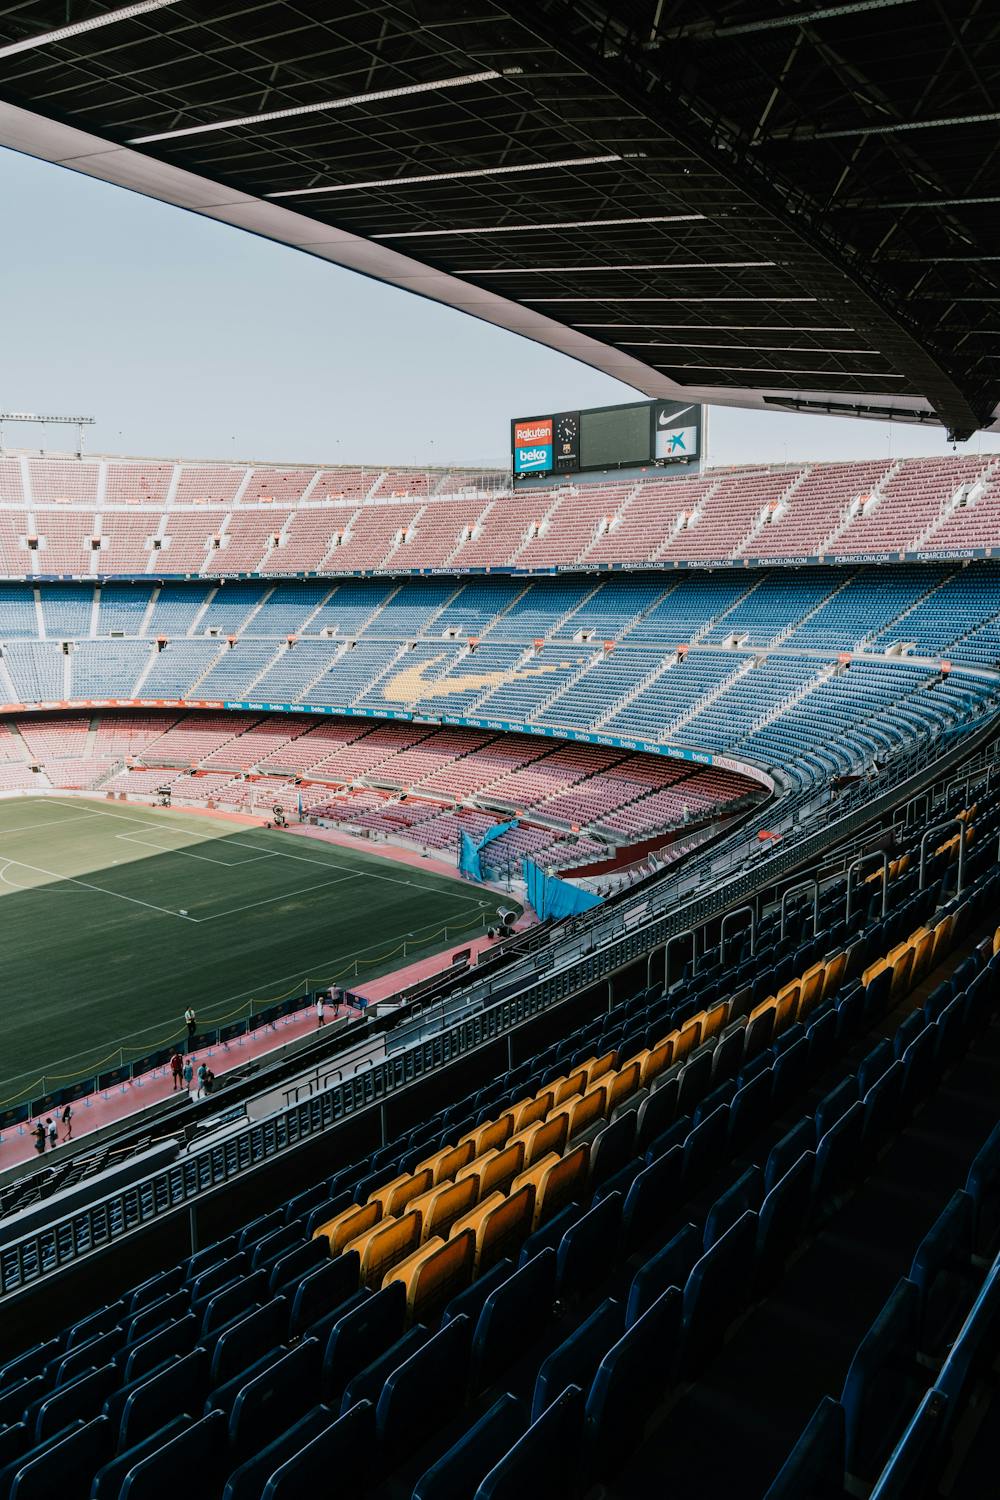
left=459, top=1117, right=514, bottom=1158
left=312, top=1199, right=380, bottom=1255
left=479, top=1140, right=527, bottom=1197
left=702, top=1001, right=730, bottom=1043
left=821, top=951, right=847, bottom=1003
left=606, top=1063, right=640, bottom=1116
left=774, top=981, right=800, bottom=1034
left=512, top=1113, right=570, bottom=1166
left=527, top=1146, right=590, bottom=1230
left=640, top=1036, right=674, bottom=1087
left=552, top=1070, right=588, bottom=1108
left=673, top=1016, right=703, bottom=1065
left=344, top=1209, right=421, bottom=1288
left=408, top=1176, right=479, bottom=1242
left=450, top=1186, right=535, bottom=1274
left=583, top=1051, right=617, bottom=1086
left=383, top=1229, right=476, bottom=1324
left=550, top=1087, right=604, bottom=1143
left=419, top=1139, right=476, bottom=1186
left=369, top=1168, right=433, bottom=1219
left=511, top=1091, right=553, bottom=1132
left=798, top=962, right=825, bottom=1018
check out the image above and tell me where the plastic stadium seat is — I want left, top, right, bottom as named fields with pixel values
left=259, top=1399, right=373, bottom=1500
left=756, top=1153, right=816, bottom=1287
left=229, top=1337, right=321, bottom=1457
left=288, top=1250, right=360, bottom=1338
left=728, top=1071, right=773, bottom=1145
left=313, top=1200, right=380, bottom=1255
left=681, top=1211, right=758, bottom=1372
left=409, top=1177, right=479, bottom=1242
left=322, top=1281, right=406, bottom=1402
left=370, top=1168, right=433, bottom=1218
left=841, top=1279, right=923, bottom=1483
left=683, top=1105, right=730, bottom=1192
left=635, top=1080, right=678, bottom=1154
left=763, top=1396, right=846, bottom=1500
left=966, top=1120, right=1000, bottom=1259
left=200, top=1269, right=268, bottom=1337
left=815, top=1078, right=858, bottom=1138
left=464, top=1141, right=526, bottom=1199
left=28, top=1363, right=116, bottom=1442
left=221, top=1406, right=337, bottom=1500
left=119, top=1348, right=209, bottom=1448
left=862, top=1061, right=906, bottom=1152
left=622, top=1146, right=683, bottom=1253
left=123, top=1316, right=198, bottom=1385
left=511, top=1114, right=570, bottom=1167
left=474, top=1384, right=585, bottom=1500
left=376, top=1314, right=471, bottom=1456
left=813, top=1102, right=865, bottom=1203
left=452, top=1186, right=535, bottom=1274
left=556, top=1193, right=623, bottom=1301
left=908, top=1190, right=976, bottom=1358
left=7, top=1414, right=112, bottom=1500
left=384, top=1229, right=476, bottom=1323
left=589, top=1114, right=637, bottom=1188
left=267, top=1236, right=328, bottom=1295
left=66, top=1300, right=126, bottom=1351
left=704, top=1166, right=763, bottom=1250
left=118, top=1410, right=229, bottom=1500
left=628, top=1222, right=701, bottom=1326
left=91, top=1416, right=189, bottom=1500
left=442, top=1258, right=514, bottom=1330
left=586, top=1286, right=682, bottom=1475
left=868, top=1387, right=949, bottom=1500
left=341, top=1327, right=429, bottom=1413
left=209, top=1297, right=289, bottom=1389
left=53, top=1328, right=124, bottom=1386
left=412, top=1393, right=527, bottom=1500
left=420, top=1140, right=477, bottom=1185
left=460, top=1117, right=514, bottom=1157
left=346, top=1210, right=422, bottom=1288
left=472, top=1249, right=556, bottom=1391
left=531, top=1297, right=623, bottom=1422
left=250, top=1222, right=304, bottom=1271
left=126, top=1290, right=189, bottom=1345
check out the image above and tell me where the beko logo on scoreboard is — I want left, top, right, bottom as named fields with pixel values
left=515, top=445, right=552, bottom=472
left=514, top=418, right=552, bottom=445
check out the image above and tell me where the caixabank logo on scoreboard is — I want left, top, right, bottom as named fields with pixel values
left=513, top=417, right=553, bottom=474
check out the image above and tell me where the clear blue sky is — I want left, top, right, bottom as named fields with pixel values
left=3, top=146, right=997, bottom=470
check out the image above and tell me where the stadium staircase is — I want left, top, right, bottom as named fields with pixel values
left=817, top=459, right=904, bottom=554
left=658, top=655, right=758, bottom=738
left=734, top=468, right=812, bottom=558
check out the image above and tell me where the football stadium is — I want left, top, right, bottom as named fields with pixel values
left=0, top=4, right=999, bottom=1499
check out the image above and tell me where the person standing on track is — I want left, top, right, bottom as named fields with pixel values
left=316, top=994, right=325, bottom=1028
left=184, top=1008, right=197, bottom=1048
left=61, top=1103, right=73, bottom=1141
left=182, top=1057, right=194, bottom=1095
left=32, top=1121, right=45, bottom=1154
left=46, top=1117, right=57, bottom=1150
left=170, top=1050, right=183, bottom=1091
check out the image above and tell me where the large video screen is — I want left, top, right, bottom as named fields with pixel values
left=579, top=403, right=651, bottom=470
left=512, top=399, right=701, bottom=479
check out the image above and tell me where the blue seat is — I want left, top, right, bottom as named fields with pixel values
left=681, top=1211, right=758, bottom=1373
left=0, top=1423, right=89, bottom=1498
left=692, top=1079, right=736, bottom=1127
left=531, top=1298, right=623, bottom=1422
left=443, top=1258, right=514, bottom=1329
left=7, top=1414, right=112, bottom=1500
left=474, top=1385, right=585, bottom=1500
left=238, top=1209, right=285, bottom=1251
left=412, top=1393, right=527, bottom=1500
left=704, top=1167, right=763, bottom=1250
left=259, top=1399, right=374, bottom=1500
left=376, top=1315, right=471, bottom=1455
left=251, top=1222, right=304, bottom=1272
left=221, top=1406, right=336, bottom=1500
left=815, top=1077, right=858, bottom=1138
left=589, top=1116, right=635, bottom=1188
left=909, top=1190, right=976, bottom=1358
left=862, top=1061, right=905, bottom=1151
left=677, top=1047, right=715, bottom=1117
left=322, top=1281, right=405, bottom=1403
left=728, top=1070, right=772, bottom=1145
left=0, top=1339, right=61, bottom=1389
left=858, top=1038, right=894, bottom=1095
left=806, top=1008, right=838, bottom=1072
left=836, top=986, right=866, bottom=1042
left=841, top=1279, right=923, bottom=1484
left=123, top=1315, right=198, bottom=1386
left=289, top=1250, right=360, bottom=1338
left=965, top=1119, right=1000, bottom=1259
left=472, top=1249, right=556, bottom=1392
left=762, top=1395, right=846, bottom=1499
left=125, top=1291, right=190, bottom=1346
left=283, top=1182, right=332, bottom=1224
left=184, top=1236, right=236, bottom=1283
left=53, top=1328, right=124, bottom=1387
left=305, top=1193, right=353, bottom=1237
left=756, top=1153, right=815, bottom=1287
left=627, top=1222, right=701, bottom=1326
left=923, top=981, right=952, bottom=1024
left=66, top=1300, right=126, bottom=1351
left=765, top=1118, right=815, bottom=1194
left=128, top=1268, right=184, bottom=1316
left=341, top=1327, right=429, bottom=1413
left=592, top=1156, right=644, bottom=1209
left=119, top=1410, right=228, bottom=1500
left=900, top=1026, right=937, bottom=1113
left=585, top=1286, right=681, bottom=1475
left=210, top=1298, right=289, bottom=1390
left=200, top=1269, right=268, bottom=1337
left=517, top=1201, right=584, bottom=1266
left=683, top=1105, right=729, bottom=1193
left=229, top=1337, right=321, bottom=1457
left=934, top=999, right=968, bottom=1067
left=711, top=1024, right=746, bottom=1084
left=91, top=1416, right=189, bottom=1500
left=267, top=1236, right=327, bottom=1295
left=556, top=1193, right=622, bottom=1301
left=813, top=1102, right=865, bottom=1204
left=744, top=1004, right=776, bottom=1059
left=120, top=1348, right=209, bottom=1449
left=622, top=1147, right=683, bottom=1252
left=771, top=1036, right=810, bottom=1112
left=892, top=1011, right=925, bottom=1061
left=189, top=1254, right=247, bottom=1308
left=30, top=1363, right=117, bottom=1442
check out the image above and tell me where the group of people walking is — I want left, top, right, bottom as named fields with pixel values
left=32, top=1104, right=72, bottom=1154
left=169, top=1050, right=215, bottom=1098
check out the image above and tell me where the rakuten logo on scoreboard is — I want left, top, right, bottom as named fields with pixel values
left=513, top=417, right=553, bottom=474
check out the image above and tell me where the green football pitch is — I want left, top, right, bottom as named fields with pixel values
left=0, top=797, right=515, bottom=1100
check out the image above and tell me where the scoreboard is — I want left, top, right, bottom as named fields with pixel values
left=512, top=399, right=703, bottom=480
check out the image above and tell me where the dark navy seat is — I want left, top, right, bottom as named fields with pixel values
left=375, top=1315, right=471, bottom=1456
left=322, top=1281, right=406, bottom=1403
left=627, top=1222, right=701, bottom=1326
left=908, top=1190, right=976, bottom=1358
left=762, top=1395, right=846, bottom=1499
left=841, top=1279, right=923, bottom=1484
left=556, top=1193, right=622, bottom=1301
left=229, top=1337, right=321, bottom=1457
left=472, top=1249, right=556, bottom=1392
left=412, top=1394, right=527, bottom=1500
left=289, top=1250, right=360, bottom=1338
left=531, top=1298, right=623, bottom=1422
left=474, top=1385, right=585, bottom=1500
left=622, top=1147, right=682, bottom=1252
left=681, top=1211, right=758, bottom=1373
left=259, top=1399, right=374, bottom=1500
left=585, top=1286, right=681, bottom=1475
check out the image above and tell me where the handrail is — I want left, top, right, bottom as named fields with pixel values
left=918, top=818, right=966, bottom=895
left=846, top=851, right=889, bottom=923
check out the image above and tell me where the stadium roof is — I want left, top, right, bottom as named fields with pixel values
left=0, top=0, right=997, bottom=439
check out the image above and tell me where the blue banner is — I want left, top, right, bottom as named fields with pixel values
left=523, top=859, right=603, bottom=922
left=460, top=819, right=518, bottom=881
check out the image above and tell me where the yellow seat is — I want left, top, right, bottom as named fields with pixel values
left=477, top=1139, right=526, bottom=1198
left=583, top=1052, right=617, bottom=1086
left=408, top=1176, right=479, bottom=1242
left=511, top=1115, right=568, bottom=1168
left=640, top=1036, right=674, bottom=1087
left=517, top=1147, right=589, bottom=1231
left=821, top=951, right=847, bottom=1003
left=702, top=1001, right=730, bottom=1043
left=606, top=1062, right=640, bottom=1117
left=451, top=1186, right=535, bottom=1274
left=344, top=1209, right=421, bottom=1288
left=798, top=962, right=825, bottom=1019
left=673, top=1016, right=703, bottom=1066
left=862, top=957, right=887, bottom=989
left=552, top=1070, right=588, bottom=1108
left=931, top=914, right=955, bottom=969
left=459, top=1117, right=513, bottom=1158
left=511, top=1091, right=553, bottom=1132
left=419, top=1139, right=476, bottom=1186
left=908, top=926, right=934, bottom=988
left=369, top=1168, right=433, bottom=1219
left=383, top=1230, right=476, bottom=1324
left=774, top=981, right=800, bottom=1034
left=889, top=946, right=915, bottom=1004
left=549, top=1088, right=604, bottom=1144
left=312, top=1199, right=380, bottom=1255
left=993, top=925, right=1000, bottom=957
